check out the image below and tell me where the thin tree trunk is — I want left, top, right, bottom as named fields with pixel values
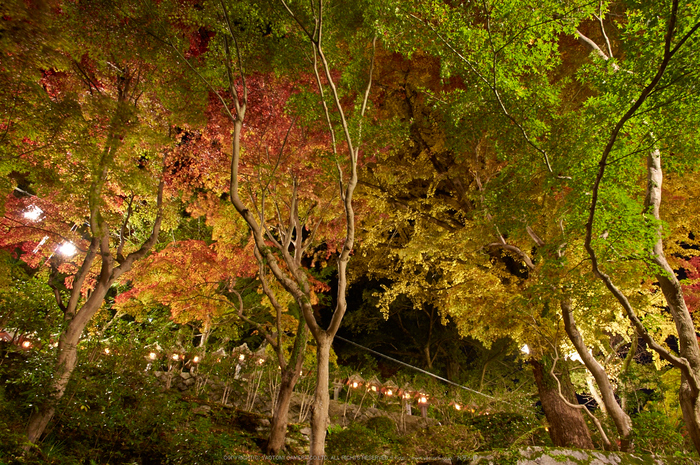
left=531, top=359, right=593, bottom=449
left=308, top=336, right=331, bottom=464
left=645, top=149, right=700, bottom=453
left=25, top=291, right=106, bottom=446
left=267, top=370, right=297, bottom=454
left=561, top=299, right=632, bottom=450
left=620, top=330, right=638, bottom=412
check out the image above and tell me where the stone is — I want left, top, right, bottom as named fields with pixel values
left=180, top=372, right=192, bottom=380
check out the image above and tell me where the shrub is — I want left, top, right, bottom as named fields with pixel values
left=401, top=424, right=481, bottom=458
left=326, top=423, right=388, bottom=458
left=633, top=410, right=685, bottom=455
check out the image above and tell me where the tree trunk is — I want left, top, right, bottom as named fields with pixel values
left=645, top=149, right=700, bottom=454
left=266, top=369, right=297, bottom=454
left=561, top=299, right=632, bottom=450
left=680, top=373, right=700, bottom=453
left=531, top=359, right=593, bottom=449
left=308, top=336, right=331, bottom=464
left=25, top=294, right=105, bottom=447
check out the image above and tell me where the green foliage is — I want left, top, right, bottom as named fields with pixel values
left=402, top=424, right=482, bottom=457
left=463, top=413, right=546, bottom=451
left=325, top=423, right=388, bottom=459
left=633, top=411, right=685, bottom=455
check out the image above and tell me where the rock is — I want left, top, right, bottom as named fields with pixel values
left=299, top=427, right=312, bottom=436
left=184, top=378, right=195, bottom=386
left=192, top=405, right=211, bottom=416
left=180, top=372, right=192, bottom=380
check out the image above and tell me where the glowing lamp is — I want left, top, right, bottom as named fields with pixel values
left=238, top=354, right=245, bottom=361
left=371, top=385, right=377, bottom=392
left=418, top=395, right=428, bottom=404
left=352, top=381, right=359, bottom=388
left=22, top=340, right=32, bottom=349
left=386, top=389, right=393, bottom=396
left=23, top=205, right=43, bottom=221
left=193, top=356, right=200, bottom=363
left=149, top=352, right=157, bottom=360
left=258, top=358, right=265, bottom=365
left=521, top=344, right=530, bottom=355
left=172, top=353, right=179, bottom=361
left=403, top=392, right=411, bottom=400
left=454, top=403, right=461, bottom=411
left=58, top=242, right=77, bottom=257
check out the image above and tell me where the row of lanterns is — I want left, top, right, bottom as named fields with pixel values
left=99, top=344, right=484, bottom=415
left=342, top=374, right=477, bottom=414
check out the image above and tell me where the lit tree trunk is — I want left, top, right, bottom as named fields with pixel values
left=645, top=149, right=700, bottom=453
left=25, top=288, right=106, bottom=444
left=265, top=315, right=307, bottom=454
left=309, top=335, right=332, bottom=461
left=267, top=368, right=299, bottom=453
left=531, top=358, right=593, bottom=449
left=561, top=299, right=632, bottom=450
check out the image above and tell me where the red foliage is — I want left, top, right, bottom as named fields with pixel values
left=39, top=69, right=68, bottom=98
left=680, top=256, right=700, bottom=313
left=185, top=27, right=215, bottom=58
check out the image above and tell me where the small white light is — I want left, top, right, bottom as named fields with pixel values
left=371, top=385, right=377, bottom=392
left=454, top=403, right=461, bottom=411
left=238, top=354, right=245, bottom=361
left=521, top=344, right=530, bottom=355
left=149, top=352, right=157, bottom=360
left=22, top=340, right=32, bottom=348
left=57, top=242, right=77, bottom=257
left=104, top=348, right=110, bottom=354
left=386, top=389, right=393, bottom=396
left=23, top=205, right=43, bottom=221
left=193, top=356, right=200, bottom=363
left=172, top=353, right=179, bottom=361
left=352, top=382, right=359, bottom=388
left=419, top=396, right=427, bottom=404
left=258, top=358, right=264, bottom=365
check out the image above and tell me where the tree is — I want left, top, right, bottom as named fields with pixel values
left=580, top=0, right=700, bottom=451
left=0, top=1, right=182, bottom=448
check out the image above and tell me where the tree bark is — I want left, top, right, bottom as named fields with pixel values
left=267, top=369, right=297, bottom=454
left=561, top=299, right=632, bottom=450
left=531, top=359, right=594, bottom=449
left=308, top=336, right=331, bottom=464
left=645, top=149, right=700, bottom=453
left=25, top=280, right=110, bottom=446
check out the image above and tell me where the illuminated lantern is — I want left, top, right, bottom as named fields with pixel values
left=172, top=353, right=180, bottom=361
left=417, top=394, right=429, bottom=420
left=149, top=352, right=157, bottom=360
left=22, top=340, right=32, bottom=349
left=193, top=356, right=200, bottom=363
left=104, top=348, right=110, bottom=355
left=346, top=374, right=365, bottom=390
